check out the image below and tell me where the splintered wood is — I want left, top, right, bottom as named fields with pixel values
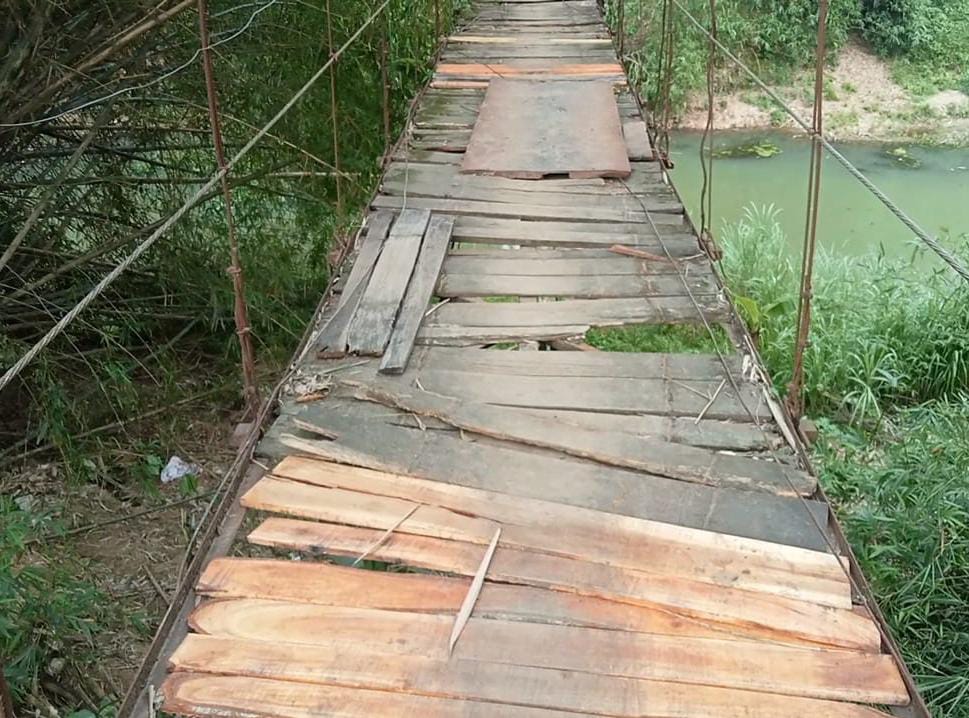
left=154, top=0, right=921, bottom=715
left=163, top=456, right=909, bottom=717
left=462, top=79, right=631, bottom=179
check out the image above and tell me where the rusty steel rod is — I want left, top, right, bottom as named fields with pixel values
left=786, top=0, right=828, bottom=421
left=197, top=0, right=260, bottom=418
left=325, top=0, right=344, bottom=217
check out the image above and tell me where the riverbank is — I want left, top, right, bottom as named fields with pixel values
left=677, top=40, right=969, bottom=147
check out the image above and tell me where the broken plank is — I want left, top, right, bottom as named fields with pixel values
left=421, top=297, right=729, bottom=335
left=261, top=401, right=834, bottom=551
left=380, top=215, right=454, bottom=374
left=420, top=345, right=743, bottom=379
left=315, top=211, right=394, bottom=353
left=268, top=456, right=840, bottom=584
left=195, top=560, right=876, bottom=654
left=343, top=382, right=811, bottom=494
left=242, top=477, right=842, bottom=608
left=411, top=369, right=769, bottom=421
left=347, top=209, right=430, bottom=355
left=623, top=119, right=654, bottom=161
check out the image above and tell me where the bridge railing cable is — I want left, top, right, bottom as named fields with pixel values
left=668, top=0, right=969, bottom=284
left=0, top=0, right=392, bottom=395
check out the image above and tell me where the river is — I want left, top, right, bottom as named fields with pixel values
left=669, top=131, right=969, bottom=263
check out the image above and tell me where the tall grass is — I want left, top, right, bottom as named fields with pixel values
left=720, top=204, right=969, bottom=716
left=722, top=203, right=969, bottom=422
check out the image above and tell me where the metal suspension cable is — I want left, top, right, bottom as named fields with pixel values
left=670, top=0, right=969, bottom=283
left=617, top=178, right=934, bottom=715
left=0, top=0, right=392, bottom=394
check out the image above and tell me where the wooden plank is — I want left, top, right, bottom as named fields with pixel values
left=438, top=62, right=623, bottom=77
left=462, top=79, right=630, bottom=179
left=623, top=119, right=654, bottom=161
left=442, top=253, right=689, bottom=275
left=315, top=211, right=394, bottom=353
left=196, top=564, right=813, bottom=646
left=411, top=369, right=770, bottom=421
left=373, top=194, right=685, bottom=222
left=447, top=36, right=613, bottom=45
left=171, top=634, right=897, bottom=718
left=343, top=382, right=809, bottom=494
left=261, top=399, right=833, bottom=551
left=268, top=457, right=840, bottom=584
left=184, top=602, right=905, bottom=704
left=380, top=215, right=454, bottom=374
left=385, top=162, right=664, bottom=195
left=381, top=179, right=679, bottom=213
left=437, top=271, right=718, bottom=298
left=242, top=476, right=840, bottom=610
left=420, top=345, right=742, bottom=379
left=250, top=519, right=811, bottom=644
left=196, top=560, right=875, bottom=655
left=347, top=209, right=430, bottom=355
left=163, top=672, right=585, bottom=718
left=420, top=297, right=730, bottom=338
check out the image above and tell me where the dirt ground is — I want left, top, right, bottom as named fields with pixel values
left=1, top=378, right=242, bottom=712
left=678, top=39, right=969, bottom=145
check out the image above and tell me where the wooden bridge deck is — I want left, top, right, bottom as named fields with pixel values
left=155, top=1, right=916, bottom=716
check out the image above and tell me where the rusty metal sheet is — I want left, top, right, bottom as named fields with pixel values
left=461, top=79, right=631, bottom=179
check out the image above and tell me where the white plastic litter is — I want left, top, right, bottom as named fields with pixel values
left=160, top=455, right=201, bottom=484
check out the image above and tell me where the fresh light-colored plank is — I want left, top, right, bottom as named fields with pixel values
left=185, top=602, right=906, bottom=704
left=171, top=634, right=897, bottom=718
left=163, top=672, right=584, bottom=718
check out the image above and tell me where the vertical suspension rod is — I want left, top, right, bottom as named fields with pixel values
left=197, top=0, right=260, bottom=417
left=787, top=0, right=829, bottom=422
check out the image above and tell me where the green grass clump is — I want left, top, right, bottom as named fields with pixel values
left=721, top=204, right=969, bottom=423
left=816, top=403, right=969, bottom=715
left=719, top=203, right=969, bottom=715
left=586, top=324, right=732, bottom=353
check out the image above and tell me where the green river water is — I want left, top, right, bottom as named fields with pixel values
left=670, top=131, right=969, bottom=263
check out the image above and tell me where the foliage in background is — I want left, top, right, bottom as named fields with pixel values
left=1, top=0, right=463, bottom=712
left=607, top=0, right=969, bottom=112
left=861, top=0, right=969, bottom=94
left=719, top=204, right=969, bottom=715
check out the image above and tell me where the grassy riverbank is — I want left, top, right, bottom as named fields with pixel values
left=722, top=206, right=969, bottom=716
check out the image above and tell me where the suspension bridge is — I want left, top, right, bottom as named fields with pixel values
left=100, top=0, right=939, bottom=716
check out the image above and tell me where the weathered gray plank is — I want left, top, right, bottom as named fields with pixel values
left=437, top=271, right=718, bottom=299
left=420, top=346, right=744, bottom=380
left=380, top=215, right=455, bottom=374
left=347, top=209, right=431, bottom=355
left=422, top=297, right=729, bottom=333
left=462, top=79, right=630, bottom=179
left=259, top=398, right=832, bottom=550
left=315, top=211, right=394, bottom=354
left=380, top=179, right=678, bottom=212
left=347, top=381, right=814, bottom=495
left=412, top=369, right=771, bottom=421
left=442, top=253, right=702, bottom=275
left=623, top=119, right=654, bottom=161
left=372, top=195, right=684, bottom=223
